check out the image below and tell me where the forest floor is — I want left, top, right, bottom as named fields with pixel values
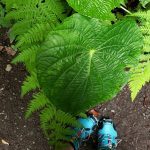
left=0, top=29, right=150, bottom=150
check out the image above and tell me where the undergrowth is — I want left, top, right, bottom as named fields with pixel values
left=0, top=0, right=150, bottom=149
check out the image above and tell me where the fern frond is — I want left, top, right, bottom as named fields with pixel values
left=143, top=45, right=150, bottom=52
left=129, top=10, right=150, bottom=101
left=21, top=73, right=39, bottom=96
left=77, top=112, right=87, bottom=118
left=43, top=0, right=67, bottom=21
left=143, top=36, right=150, bottom=45
left=40, top=106, right=56, bottom=132
left=1, top=0, right=39, bottom=11
left=131, top=10, right=150, bottom=20
left=9, top=20, right=34, bottom=41
left=140, top=0, right=150, bottom=7
left=56, top=110, right=80, bottom=127
left=12, top=45, right=40, bottom=64
left=5, top=6, right=36, bottom=21
left=25, top=92, right=50, bottom=119
left=16, top=23, right=53, bottom=48
left=40, top=106, right=79, bottom=147
left=48, top=130, right=72, bottom=141
left=129, top=61, right=150, bottom=100
left=3, top=0, right=66, bottom=33
left=140, top=54, right=150, bottom=61
left=141, top=26, right=150, bottom=35
left=48, top=121, right=74, bottom=137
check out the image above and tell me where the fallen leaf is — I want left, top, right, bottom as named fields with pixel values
left=2, top=139, right=9, bottom=145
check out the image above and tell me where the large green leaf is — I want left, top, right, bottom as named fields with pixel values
left=67, top=0, right=124, bottom=21
left=36, top=14, right=143, bottom=114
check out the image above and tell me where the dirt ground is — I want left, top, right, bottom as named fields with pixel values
left=0, top=29, right=150, bottom=150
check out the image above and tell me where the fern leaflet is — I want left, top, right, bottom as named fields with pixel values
left=25, top=92, right=50, bottom=119
left=21, top=73, right=39, bottom=96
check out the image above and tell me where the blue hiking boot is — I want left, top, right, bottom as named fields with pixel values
left=70, top=113, right=99, bottom=150
left=98, top=118, right=118, bottom=150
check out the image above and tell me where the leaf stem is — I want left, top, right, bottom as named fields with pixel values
left=120, top=6, right=132, bottom=15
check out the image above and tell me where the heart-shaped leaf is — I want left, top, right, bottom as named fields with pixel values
left=36, top=14, right=143, bottom=114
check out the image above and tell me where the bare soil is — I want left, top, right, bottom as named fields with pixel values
left=0, top=29, right=150, bottom=150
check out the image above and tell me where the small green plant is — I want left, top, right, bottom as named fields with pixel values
left=129, top=10, right=150, bottom=100
left=1, top=0, right=150, bottom=149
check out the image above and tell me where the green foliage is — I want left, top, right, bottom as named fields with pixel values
left=15, top=23, right=52, bottom=48
left=129, top=10, right=150, bottom=100
left=26, top=91, right=79, bottom=147
left=12, top=45, right=40, bottom=65
left=36, top=14, right=143, bottom=114
left=0, top=5, right=5, bottom=26
left=2, top=0, right=66, bottom=38
left=129, top=62, right=150, bottom=100
left=67, top=0, right=124, bottom=21
left=39, top=105, right=80, bottom=148
left=2, top=0, right=66, bottom=22
left=21, top=73, right=39, bottom=96
left=1, top=0, right=68, bottom=75
left=1, top=0, right=147, bottom=148
left=131, top=10, right=150, bottom=20
left=140, top=0, right=150, bottom=7
left=25, top=92, right=50, bottom=119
